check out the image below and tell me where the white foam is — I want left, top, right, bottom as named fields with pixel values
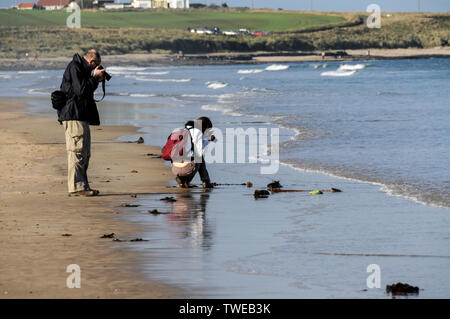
left=108, top=66, right=147, bottom=72
left=27, top=88, right=49, bottom=95
left=218, top=93, right=235, bottom=104
left=136, top=71, right=169, bottom=75
left=181, top=94, right=218, bottom=98
left=287, top=127, right=302, bottom=141
left=313, top=64, right=328, bottom=69
left=279, top=161, right=449, bottom=210
left=206, top=81, right=228, bottom=90
left=265, top=64, right=289, bottom=71
left=18, top=70, right=44, bottom=74
left=129, top=93, right=156, bottom=98
left=131, top=76, right=191, bottom=82
left=0, top=74, right=12, bottom=79
left=249, top=88, right=276, bottom=94
left=321, top=70, right=356, bottom=77
left=201, top=104, right=241, bottom=117
left=248, top=155, right=275, bottom=164
left=201, top=104, right=233, bottom=114
left=108, top=70, right=133, bottom=75
left=379, top=185, right=449, bottom=210
left=338, top=64, right=366, bottom=71
left=237, top=69, right=264, bottom=74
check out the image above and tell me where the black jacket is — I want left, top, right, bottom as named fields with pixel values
left=58, top=53, right=100, bottom=125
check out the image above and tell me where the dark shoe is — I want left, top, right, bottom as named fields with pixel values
left=176, top=176, right=189, bottom=188
left=69, top=189, right=100, bottom=197
left=175, top=176, right=184, bottom=188
left=202, top=182, right=214, bottom=189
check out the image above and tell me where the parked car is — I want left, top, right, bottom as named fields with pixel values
left=253, top=31, right=270, bottom=36
left=238, top=28, right=253, bottom=35
left=190, top=27, right=221, bottom=35
left=222, top=30, right=239, bottom=36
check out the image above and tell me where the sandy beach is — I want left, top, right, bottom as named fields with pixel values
left=0, top=48, right=449, bottom=71
left=252, top=47, right=450, bottom=62
left=0, top=101, right=186, bottom=298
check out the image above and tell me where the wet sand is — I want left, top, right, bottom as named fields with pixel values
left=252, top=48, right=450, bottom=62
left=1, top=48, right=449, bottom=71
left=0, top=101, right=186, bottom=298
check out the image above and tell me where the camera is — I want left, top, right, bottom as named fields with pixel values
left=97, top=65, right=112, bottom=81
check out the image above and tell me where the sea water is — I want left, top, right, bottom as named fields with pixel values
left=2, top=59, right=448, bottom=208
left=1, top=58, right=449, bottom=297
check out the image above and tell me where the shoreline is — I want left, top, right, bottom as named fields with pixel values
left=2, top=57, right=449, bottom=297
left=0, top=48, right=449, bottom=71
left=0, top=101, right=186, bottom=298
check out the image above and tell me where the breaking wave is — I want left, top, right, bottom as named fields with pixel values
left=338, top=64, right=367, bottom=71
left=237, top=69, right=265, bottom=74
left=321, top=70, right=356, bottom=77
left=206, top=81, right=228, bottom=89
left=265, top=64, right=290, bottom=71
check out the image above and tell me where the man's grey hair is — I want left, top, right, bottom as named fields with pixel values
left=83, top=49, right=101, bottom=63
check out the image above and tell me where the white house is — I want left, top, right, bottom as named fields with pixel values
left=132, top=0, right=189, bottom=9
left=132, top=0, right=153, bottom=8
left=104, top=3, right=125, bottom=9
left=37, top=0, right=71, bottom=10
left=167, top=0, right=189, bottom=8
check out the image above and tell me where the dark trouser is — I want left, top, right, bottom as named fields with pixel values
left=174, top=161, right=210, bottom=185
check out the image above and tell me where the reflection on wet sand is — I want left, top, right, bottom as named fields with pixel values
left=163, top=192, right=213, bottom=250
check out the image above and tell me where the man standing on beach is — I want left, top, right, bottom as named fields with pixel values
left=58, top=49, right=105, bottom=196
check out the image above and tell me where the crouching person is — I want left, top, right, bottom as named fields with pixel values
left=162, top=116, right=215, bottom=188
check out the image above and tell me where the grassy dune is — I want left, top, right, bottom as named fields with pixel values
left=0, top=9, right=448, bottom=58
left=301, top=12, right=450, bottom=49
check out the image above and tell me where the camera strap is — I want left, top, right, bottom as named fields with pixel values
left=94, top=80, right=106, bottom=102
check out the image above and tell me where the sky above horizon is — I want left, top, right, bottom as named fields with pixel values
left=0, top=0, right=449, bottom=12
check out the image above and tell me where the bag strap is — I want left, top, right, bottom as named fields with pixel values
left=94, top=80, right=106, bottom=102
left=185, top=127, right=195, bottom=162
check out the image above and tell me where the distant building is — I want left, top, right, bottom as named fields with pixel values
left=131, top=0, right=189, bottom=9
left=18, top=2, right=38, bottom=9
left=167, top=0, right=189, bottom=8
left=37, top=0, right=71, bottom=10
left=93, top=0, right=115, bottom=7
left=104, top=3, right=125, bottom=10
left=132, top=0, right=153, bottom=8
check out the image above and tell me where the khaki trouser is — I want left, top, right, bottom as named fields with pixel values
left=63, top=120, right=91, bottom=193
left=171, top=160, right=210, bottom=185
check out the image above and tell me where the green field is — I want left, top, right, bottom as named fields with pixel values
left=0, top=9, right=343, bottom=31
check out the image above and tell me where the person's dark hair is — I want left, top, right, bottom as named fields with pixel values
left=196, top=116, right=213, bottom=132
left=83, top=49, right=101, bottom=64
left=185, top=117, right=213, bottom=133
